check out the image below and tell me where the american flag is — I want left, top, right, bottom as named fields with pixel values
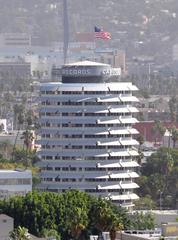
left=94, top=26, right=111, bottom=40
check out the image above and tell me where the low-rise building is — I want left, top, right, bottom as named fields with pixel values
left=0, top=33, right=31, bottom=47
left=0, top=169, right=32, bottom=198
left=0, top=119, right=7, bottom=132
left=0, top=130, right=25, bottom=146
left=0, top=62, right=31, bottom=79
left=0, top=214, right=14, bottom=240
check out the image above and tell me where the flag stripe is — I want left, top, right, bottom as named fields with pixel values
left=95, top=32, right=111, bottom=40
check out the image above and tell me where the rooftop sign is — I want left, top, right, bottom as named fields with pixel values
left=61, top=66, right=121, bottom=77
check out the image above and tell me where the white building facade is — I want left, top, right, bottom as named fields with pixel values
left=38, top=61, right=139, bottom=209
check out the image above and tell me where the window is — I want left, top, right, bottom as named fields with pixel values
left=0, top=178, right=31, bottom=185
left=62, top=102, right=82, bottom=106
left=62, top=179, right=69, bottom=182
left=47, top=167, right=53, bottom=170
left=72, top=146, right=83, bottom=149
left=55, top=178, right=60, bottom=182
left=62, top=167, right=69, bottom=171
left=70, top=167, right=76, bottom=171
left=84, top=91, right=106, bottom=94
left=45, top=178, right=53, bottom=181
left=62, top=91, right=82, bottom=95
left=62, top=124, right=82, bottom=127
left=46, top=91, right=55, bottom=95
left=55, top=167, right=61, bottom=171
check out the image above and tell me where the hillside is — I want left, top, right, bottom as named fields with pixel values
left=0, top=0, right=178, bottom=61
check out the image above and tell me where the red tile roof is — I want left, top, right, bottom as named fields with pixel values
left=134, top=121, right=178, bottom=143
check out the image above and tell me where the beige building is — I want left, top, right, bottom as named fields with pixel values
left=0, top=33, right=31, bottom=47
left=0, top=214, right=14, bottom=240
left=95, top=50, right=126, bottom=74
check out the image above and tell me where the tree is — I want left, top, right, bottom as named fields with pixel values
left=109, top=214, right=124, bottom=240
left=12, top=104, right=26, bottom=162
left=61, top=190, right=90, bottom=239
left=4, top=91, right=15, bottom=102
left=141, top=148, right=173, bottom=180
left=136, top=134, right=144, bottom=146
left=13, top=104, right=25, bottom=130
left=129, top=212, right=155, bottom=230
left=9, top=226, right=31, bottom=240
left=21, top=130, right=34, bottom=152
left=140, top=89, right=150, bottom=99
left=170, top=126, right=178, bottom=148
left=134, top=196, right=156, bottom=210
left=169, top=96, right=177, bottom=123
left=151, top=120, right=166, bottom=145
left=136, top=134, right=144, bottom=164
left=41, top=229, right=61, bottom=240
left=0, top=191, right=131, bottom=238
left=26, top=109, right=37, bottom=128
left=88, top=198, right=124, bottom=240
left=138, top=147, right=178, bottom=208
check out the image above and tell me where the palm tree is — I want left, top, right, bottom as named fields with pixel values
left=21, top=129, right=35, bottom=167
left=90, top=198, right=123, bottom=239
left=9, top=226, right=31, bottom=240
left=109, top=215, right=123, bottom=240
left=13, top=104, right=25, bottom=130
left=170, top=126, right=178, bottom=148
left=136, top=134, right=144, bottom=163
left=21, top=130, right=34, bottom=151
left=136, top=134, right=144, bottom=146
left=152, top=120, right=166, bottom=145
left=12, top=105, right=25, bottom=162
left=161, top=150, right=174, bottom=192
left=169, top=96, right=177, bottom=123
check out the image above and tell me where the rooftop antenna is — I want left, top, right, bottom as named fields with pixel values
left=63, top=0, right=69, bottom=64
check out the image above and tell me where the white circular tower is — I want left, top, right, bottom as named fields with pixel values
left=38, top=61, right=140, bottom=209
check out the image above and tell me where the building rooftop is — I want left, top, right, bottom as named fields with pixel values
left=0, top=214, right=13, bottom=220
left=65, top=60, right=110, bottom=67
left=0, top=169, right=31, bottom=173
left=0, top=169, right=32, bottom=179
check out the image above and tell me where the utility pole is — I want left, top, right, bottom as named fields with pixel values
left=63, top=0, right=69, bottom=64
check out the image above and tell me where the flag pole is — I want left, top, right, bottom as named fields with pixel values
left=63, top=0, right=69, bottom=65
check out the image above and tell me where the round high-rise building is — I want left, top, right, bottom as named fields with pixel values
left=38, top=61, right=139, bottom=209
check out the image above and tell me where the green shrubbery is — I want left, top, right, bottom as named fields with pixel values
left=0, top=190, right=134, bottom=239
